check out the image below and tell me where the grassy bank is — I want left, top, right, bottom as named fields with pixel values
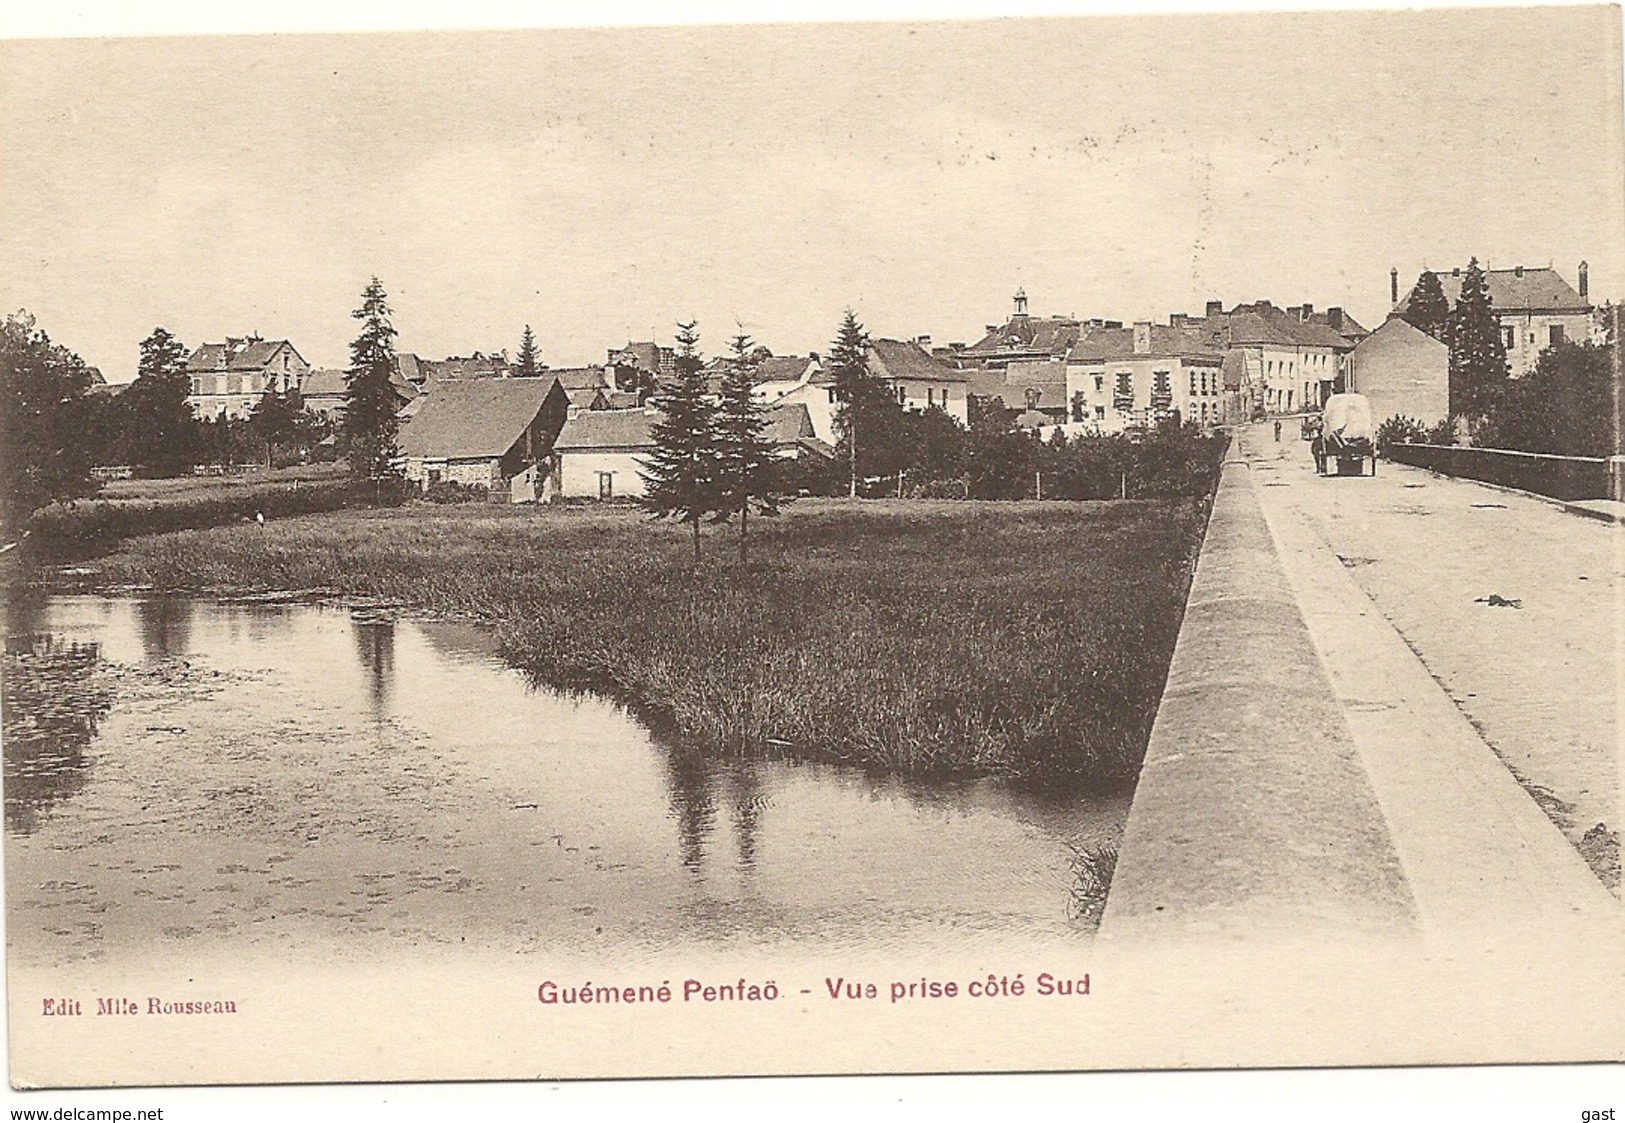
left=64, top=499, right=1210, bottom=791
left=19, top=464, right=390, bottom=561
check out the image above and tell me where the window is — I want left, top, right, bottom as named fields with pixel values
left=1071, top=391, right=1088, bottom=422
left=1151, top=370, right=1172, bottom=410
left=1502, top=326, right=1515, bottom=349
left=828, top=388, right=838, bottom=404
left=597, top=472, right=614, bottom=500
left=1190, top=372, right=1198, bottom=396
left=1095, top=405, right=1105, bottom=420
left=1093, top=374, right=1104, bottom=393
left=1113, top=371, right=1134, bottom=412
left=927, top=387, right=935, bottom=406
left=1549, top=324, right=1566, bottom=347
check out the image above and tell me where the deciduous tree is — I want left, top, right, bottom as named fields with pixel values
left=1400, top=270, right=1451, bottom=340
left=0, top=311, right=99, bottom=536
left=121, top=326, right=199, bottom=476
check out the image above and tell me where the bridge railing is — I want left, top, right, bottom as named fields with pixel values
left=1383, top=443, right=1624, bottom=503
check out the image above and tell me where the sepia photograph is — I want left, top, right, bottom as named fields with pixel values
left=0, top=0, right=1621, bottom=1112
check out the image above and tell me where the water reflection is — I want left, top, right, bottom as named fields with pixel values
left=350, top=618, right=395, bottom=713
left=663, top=747, right=718, bottom=875
left=134, top=597, right=193, bottom=661
left=2, top=633, right=109, bottom=835
left=8, top=596, right=1130, bottom=959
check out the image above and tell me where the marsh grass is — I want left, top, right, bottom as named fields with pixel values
left=74, top=498, right=1208, bottom=790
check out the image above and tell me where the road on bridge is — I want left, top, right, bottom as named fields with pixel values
left=1239, top=421, right=1620, bottom=923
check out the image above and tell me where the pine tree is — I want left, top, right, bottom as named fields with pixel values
left=828, top=308, right=873, bottom=498
left=1401, top=270, right=1451, bottom=340
left=517, top=324, right=540, bottom=378
left=343, top=277, right=401, bottom=479
left=712, top=330, right=781, bottom=563
left=122, top=326, right=198, bottom=476
left=640, top=320, right=718, bottom=562
left=1445, top=257, right=1510, bottom=423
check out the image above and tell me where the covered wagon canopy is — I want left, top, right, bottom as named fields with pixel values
left=1321, top=393, right=1373, bottom=444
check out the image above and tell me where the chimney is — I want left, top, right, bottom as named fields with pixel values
left=1205, top=300, right=1223, bottom=318
left=1301, top=302, right=1313, bottom=321
left=1390, top=267, right=1399, bottom=304
left=1170, top=313, right=1188, bottom=327
left=1514, top=265, right=1524, bottom=279
left=1451, top=267, right=1460, bottom=277
left=1579, top=260, right=1589, bottom=301
left=915, top=334, right=931, bottom=349
left=808, top=351, right=820, bottom=363
left=1133, top=321, right=1152, bottom=354
left=1327, top=307, right=1345, bottom=331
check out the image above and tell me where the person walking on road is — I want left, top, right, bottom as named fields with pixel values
left=1273, top=419, right=1282, bottom=442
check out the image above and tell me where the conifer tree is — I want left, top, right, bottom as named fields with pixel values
left=343, top=277, right=401, bottom=479
left=516, top=324, right=540, bottom=378
left=713, top=329, right=781, bottom=563
left=1401, top=270, right=1451, bottom=340
left=641, top=320, right=717, bottom=562
left=1445, top=257, right=1510, bottom=423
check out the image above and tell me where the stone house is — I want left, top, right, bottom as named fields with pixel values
left=1391, top=263, right=1593, bottom=378
left=395, top=376, right=569, bottom=500
left=1346, top=318, right=1450, bottom=426
left=185, top=336, right=311, bottom=420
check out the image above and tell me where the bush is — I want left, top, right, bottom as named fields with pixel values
left=420, top=480, right=488, bottom=504
left=1375, top=415, right=1428, bottom=455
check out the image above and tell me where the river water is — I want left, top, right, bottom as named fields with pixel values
left=4, top=595, right=1127, bottom=973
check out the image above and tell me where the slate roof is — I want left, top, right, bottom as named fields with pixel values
left=965, top=316, right=1083, bottom=357
left=867, top=338, right=970, bottom=383
left=422, top=354, right=510, bottom=380
left=186, top=338, right=306, bottom=373
left=548, top=366, right=611, bottom=391
left=553, top=408, right=657, bottom=452
left=764, top=402, right=817, bottom=443
left=1393, top=266, right=1591, bottom=315
left=397, top=377, right=560, bottom=460
left=1068, top=325, right=1224, bottom=363
left=300, top=369, right=349, bottom=397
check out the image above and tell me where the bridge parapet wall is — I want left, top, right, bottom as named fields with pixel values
left=1098, top=461, right=1416, bottom=944
left=1384, top=443, right=1617, bottom=502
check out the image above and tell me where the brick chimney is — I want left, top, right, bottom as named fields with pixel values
left=1133, top=321, right=1152, bottom=354
left=1514, top=264, right=1524, bottom=279
left=1390, top=267, right=1399, bottom=305
left=915, top=334, right=932, bottom=349
left=1327, top=307, right=1345, bottom=331
left=1579, top=260, right=1589, bottom=301
left=1301, top=302, right=1313, bottom=321
left=1205, top=300, right=1223, bottom=318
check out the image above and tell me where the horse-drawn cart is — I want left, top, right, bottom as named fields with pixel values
left=1312, top=393, right=1376, bottom=477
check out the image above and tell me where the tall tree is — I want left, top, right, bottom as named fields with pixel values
left=516, top=324, right=540, bottom=378
left=0, top=311, right=99, bottom=536
left=1400, top=270, right=1451, bottom=340
left=1476, top=339, right=1618, bottom=458
left=640, top=321, right=717, bottom=562
left=1445, top=257, right=1510, bottom=423
left=828, top=309, right=870, bottom=498
left=247, top=386, right=311, bottom=468
left=121, top=326, right=198, bottom=476
left=712, top=330, right=782, bottom=563
left=343, top=277, right=401, bottom=479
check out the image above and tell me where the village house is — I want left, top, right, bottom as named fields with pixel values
left=1390, top=262, right=1593, bottom=378
left=752, top=356, right=837, bottom=443
left=963, top=358, right=1071, bottom=427
left=550, top=407, right=658, bottom=500
left=395, top=376, right=569, bottom=501
left=185, top=336, right=311, bottom=420
left=299, top=366, right=419, bottom=422
left=1345, top=317, right=1450, bottom=425
left=1178, top=300, right=1352, bottom=416
left=1066, top=321, right=1226, bottom=430
left=867, top=338, right=970, bottom=425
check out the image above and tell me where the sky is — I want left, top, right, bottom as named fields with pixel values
left=1, top=2, right=1621, bottom=381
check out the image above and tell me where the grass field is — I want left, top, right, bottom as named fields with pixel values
left=68, top=498, right=1210, bottom=791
